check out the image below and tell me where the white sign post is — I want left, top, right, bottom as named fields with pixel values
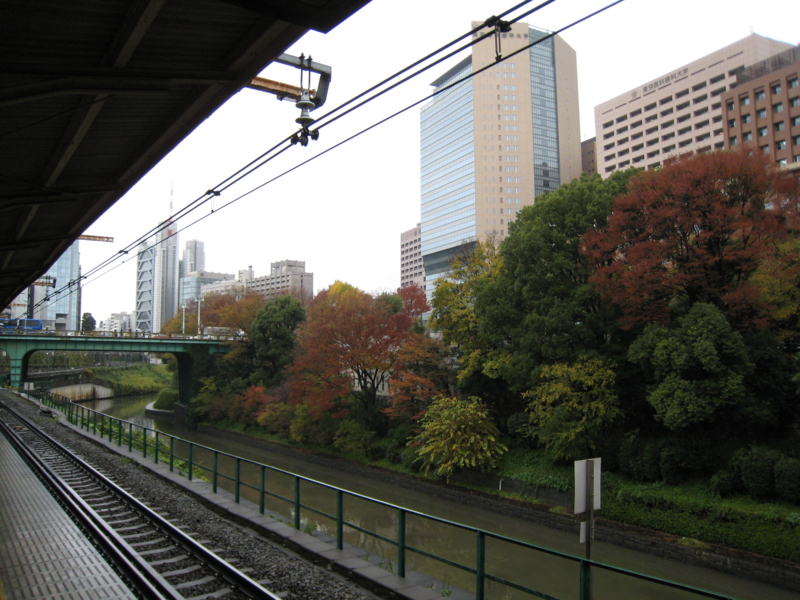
left=574, top=458, right=601, bottom=600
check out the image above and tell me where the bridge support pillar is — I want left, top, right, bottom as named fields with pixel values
left=175, top=353, right=194, bottom=405
left=5, top=346, right=28, bottom=390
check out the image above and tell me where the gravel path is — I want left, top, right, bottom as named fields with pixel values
left=1, top=391, right=381, bottom=600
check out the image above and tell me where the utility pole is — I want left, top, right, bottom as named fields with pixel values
left=197, top=298, right=202, bottom=336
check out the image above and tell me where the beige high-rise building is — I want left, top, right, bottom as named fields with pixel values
left=247, top=260, right=313, bottom=301
left=594, top=34, right=794, bottom=177
left=420, top=22, right=580, bottom=296
left=400, top=223, right=424, bottom=289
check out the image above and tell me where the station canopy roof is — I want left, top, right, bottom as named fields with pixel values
left=0, top=0, right=369, bottom=311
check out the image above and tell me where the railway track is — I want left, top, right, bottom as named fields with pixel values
left=0, top=401, right=285, bottom=600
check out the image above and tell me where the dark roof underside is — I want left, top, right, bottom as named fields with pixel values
left=0, top=0, right=369, bottom=310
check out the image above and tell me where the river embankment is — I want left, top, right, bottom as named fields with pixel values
left=188, top=421, right=800, bottom=594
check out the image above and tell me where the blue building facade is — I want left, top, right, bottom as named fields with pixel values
left=419, top=23, right=580, bottom=305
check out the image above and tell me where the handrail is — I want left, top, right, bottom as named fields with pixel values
left=30, top=389, right=738, bottom=600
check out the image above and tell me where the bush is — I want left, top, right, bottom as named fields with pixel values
left=642, top=441, right=663, bottom=481
left=399, top=446, right=422, bottom=472
left=660, top=445, right=690, bottom=484
left=506, top=412, right=529, bottom=438
left=618, top=433, right=646, bottom=481
left=775, top=457, right=800, bottom=504
left=153, top=388, right=179, bottom=410
left=737, top=446, right=783, bottom=499
left=709, top=470, right=735, bottom=498
left=333, top=420, right=375, bottom=457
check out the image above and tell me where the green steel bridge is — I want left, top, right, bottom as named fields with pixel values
left=0, top=333, right=229, bottom=403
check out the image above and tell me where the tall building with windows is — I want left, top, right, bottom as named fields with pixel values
left=722, top=45, right=800, bottom=168
left=401, top=223, right=424, bottom=288
left=594, top=34, right=793, bottom=177
left=180, top=239, right=205, bottom=278
left=420, top=22, right=580, bottom=299
left=135, top=220, right=180, bottom=332
left=247, top=260, right=313, bottom=301
left=13, top=241, right=82, bottom=329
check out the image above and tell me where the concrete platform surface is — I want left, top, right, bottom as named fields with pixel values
left=0, top=430, right=135, bottom=600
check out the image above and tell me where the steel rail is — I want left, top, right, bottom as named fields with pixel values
left=0, top=401, right=284, bottom=600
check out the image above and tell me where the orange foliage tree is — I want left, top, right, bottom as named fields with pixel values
left=583, top=150, right=799, bottom=330
left=289, top=282, right=428, bottom=432
left=386, top=332, right=451, bottom=422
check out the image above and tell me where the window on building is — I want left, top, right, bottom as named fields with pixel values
left=790, top=78, right=799, bottom=89
left=742, top=114, right=751, bottom=124
left=794, top=135, right=800, bottom=146
left=743, top=131, right=752, bottom=142
left=772, top=84, right=782, bottom=95
left=774, top=102, right=784, bottom=113
left=740, top=95, right=750, bottom=106
left=775, top=121, right=785, bottom=132
left=756, top=89, right=766, bottom=101
left=758, top=126, right=768, bottom=137
left=776, top=140, right=786, bottom=150
left=762, top=145, right=770, bottom=154
left=757, top=108, right=767, bottom=119
left=793, top=116, right=800, bottom=126
left=791, top=97, right=800, bottom=107
left=726, top=100, right=734, bottom=111
left=728, top=118, right=736, bottom=128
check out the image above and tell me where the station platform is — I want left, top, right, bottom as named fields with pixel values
left=0, top=429, right=135, bottom=600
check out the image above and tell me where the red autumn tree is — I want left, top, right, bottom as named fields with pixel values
left=289, top=282, right=429, bottom=431
left=386, top=332, right=451, bottom=422
left=583, top=150, right=799, bottom=330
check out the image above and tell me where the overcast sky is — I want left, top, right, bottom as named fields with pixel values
left=79, top=0, right=799, bottom=321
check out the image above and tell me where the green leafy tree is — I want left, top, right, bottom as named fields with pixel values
left=628, top=303, right=752, bottom=431
left=475, top=171, right=636, bottom=394
left=81, top=312, right=96, bottom=332
left=411, top=396, right=507, bottom=482
left=249, top=295, right=306, bottom=388
left=524, top=357, right=621, bottom=461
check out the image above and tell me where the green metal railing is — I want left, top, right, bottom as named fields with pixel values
left=30, top=389, right=737, bottom=600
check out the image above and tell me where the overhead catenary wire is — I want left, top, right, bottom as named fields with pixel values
left=32, top=0, right=624, bottom=317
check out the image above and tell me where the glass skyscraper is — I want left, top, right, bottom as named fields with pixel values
left=420, top=22, right=581, bottom=300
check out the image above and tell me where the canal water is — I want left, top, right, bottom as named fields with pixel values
left=82, top=395, right=798, bottom=600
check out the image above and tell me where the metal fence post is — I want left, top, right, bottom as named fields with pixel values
left=294, top=477, right=301, bottom=529
left=398, top=509, right=406, bottom=577
left=580, top=559, right=591, bottom=600
left=128, top=422, right=133, bottom=452
left=187, top=444, right=193, bottom=481
left=259, top=466, right=265, bottom=514
left=154, top=431, right=159, bottom=464
left=169, top=437, right=175, bottom=472
left=213, top=451, right=218, bottom=493
left=476, top=531, right=486, bottom=600
left=235, top=457, right=241, bottom=503
left=142, top=428, right=147, bottom=459
left=336, top=489, right=343, bottom=550
left=117, top=418, right=122, bottom=446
